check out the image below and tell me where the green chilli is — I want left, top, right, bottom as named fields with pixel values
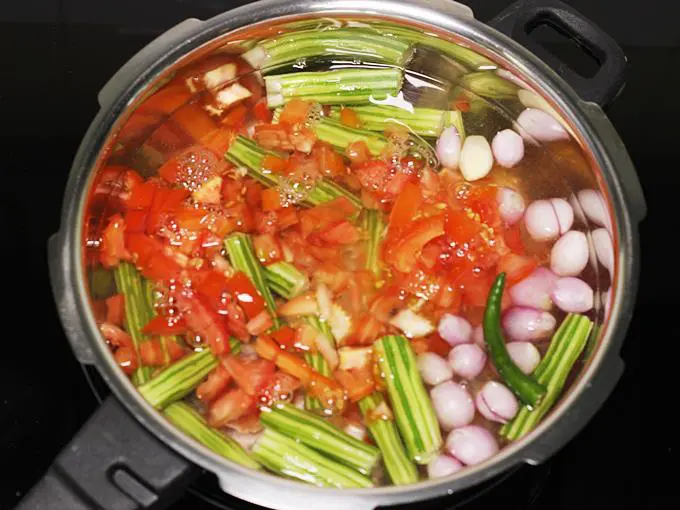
left=501, top=313, right=594, bottom=440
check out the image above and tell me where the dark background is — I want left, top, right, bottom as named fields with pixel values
left=1, top=0, right=677, bottom=508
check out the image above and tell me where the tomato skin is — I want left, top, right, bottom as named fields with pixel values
left=386, top=214, right=446, bottom=273
left=299, top=197, right=356, bottom=237
left=174, top=291, right=231, bottom=355
left=197, top=364, right=232, bottom=403
left=504, top=223, right=526, bottom=255
left=353, top=159, right=390, bottom=193
left=261, top=155, right=289, bottom=174
left=314, top=142, right=345, bottom=177
left=222, top=355, right=276, bottom=396
left=258, top=372, right=300, bottom=406
left=224, top=272, right=266, bottom=319
left=388, top=182, right=422, bottom=234
left=105, top=294, right=125, bottom=326
left=334, top=366, right=375, bottom=402
left=339, top=107, right=361, bottom=128
left=253, top=98, right=273, bottom=123
left=497, top=253, right=539, bottom=285
left=140, top=339, right=165, bottom=366
left=253, top=233, right=283, bottom=265
left=316, top=221, right=360, bottom=245
left=208, top=388, right=258, bottom=427
left=271, top=325, right=297, bottom=350
left=253, top=123, right=292, bottom=151
left=100, top=322, right=134, bottom=350
left=260, top=187, right=282, bottom=212
left=142, top=315, right=188, bottom=335
left=100, top=214, right=128, bottom=268
left=114, top=347, right=139, bottom=375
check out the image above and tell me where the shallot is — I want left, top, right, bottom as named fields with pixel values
left=427, top=454, right=464, bottom=479
left=448, top=344, right=487, bottom=380
left=446, top=425, right=499, bottom=465
left=436, top=126, right=461, bottom=169
left=492, top=130, right=525, bottom=168
left=417, top=352, right=454, bottom=386
left=459, top=135, right=494, bottom=181
left=577, top=189, right=610, bottom=230
left=475, top=381, right=519, bottom=423
left=430, top=381, right=475, bottom=430
left=496, top=187, right=525, bottom=224
left=516, top=108, right=569, bottom=143
left=438, top=314, right=473, bottom=346
left=550, top=230, right=589, bottom=276
left=506, top=342, right=541, bottom=374
left=524, top=198, right=573, bottom=241
left=509, top=267, right=558, bottom=310
left=551, top=277, right=594, bottom=313
left=592, top=227, right=614, bottom=274
left=502, top=307, right=556, bottom=341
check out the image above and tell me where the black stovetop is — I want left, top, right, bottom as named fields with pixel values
left=1, top=1, right=674, bottom=508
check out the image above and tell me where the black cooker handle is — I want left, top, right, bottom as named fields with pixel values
left=488, top=0, right=627, bottom=107
left=16, top=396, right=198, bottom=510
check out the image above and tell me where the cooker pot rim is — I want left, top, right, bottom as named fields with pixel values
left=50, top=0, right=642, bottom=507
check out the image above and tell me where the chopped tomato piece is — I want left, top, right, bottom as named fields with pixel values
left=271, top=326, right=297, bottom=350
left=100, top=214, right=128, bottom=268
left=462, top=185, right=501, bottom=227
left=253, top=98, right=273, bottom=123
left=261, top=187, right=282, bottom=212
left=498, top=253, right=539, bottom=285
left=171, top=102, right=217, bottom=141
left=127, top=181, right=158, bottom=209
left=299, top=197, right=356, bottom=237
left=158, top=146, right=224, bottom=189
left=385, top=214, right=446, bottom=273
left=221, top=177, right=244, bottom=204
left=261, top=154, right=289, bottom=174
left=221, top=104, right=248, bottom=128
left=197, top=364, right=232, bottom=403
left=279, top=99, right=311, bottom=126
left=346, top=141, right=371, bottom=166
left=174, top=292, right=231, bottom=355
left=504, top=223, right=526, bottom=255
left=254, top=335, right=281, bottom=361
left=452, top=94, right=471, bottom=112
left=200, top=128, right=234, bottom=156
left=421, top=333, right=452, bottom=357
left=105, top=294, right=125, bottom=326
left=140, top=339, right=165, bottom=366
left=253, top=233, right=283, bottom=265
left=353, top=159, right=392, bottom=194
left=339, top=107, right=362, bottom=128
left=460, top=271, right=495, bottom=308
left=224, top=272, right=266, bottom=319
left=314, top=142, right=345, bottom=177
left=138, top=81, right=192, bottom=116
left=259, top=372, right=300, bottom=406
left=344, top=314, right=383, bottom=346
left=432, top=279, right=463, bottom=312
left=141, top=252, right=183, bottom=282
left=388, top=182, right=422, bottom=234
left=142, top=315, right=188, bottom=335
left=222, top=355, right=276, bottom=396
left=124, top=209, right=149, bottom=234
left=114, top=347, right=139, bottom=375
left=244, top=180, right=263, bottom=208
left=125, top=233, right=161, bottom=268
left=208, top=388, right=258, bottom=427
left=334, top=366, right=375, bottom=402
left=316, top=221, right=361, bottom=245
left=165, top=339, right=187, bottom=361
left=253, top=123, right=292, bottom=151
left=246, top=309, right=274, bottom=336
left=100, top=322, right=134, bottom=349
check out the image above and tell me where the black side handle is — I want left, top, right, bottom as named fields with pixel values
left=489, top=0, right=627, bottom=107
left=16, top=396, right=198, bottom=509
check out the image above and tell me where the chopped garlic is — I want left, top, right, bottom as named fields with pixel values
left=216, top=83, right=252, bottom=107
left=203, top=63, right=237, bottom=90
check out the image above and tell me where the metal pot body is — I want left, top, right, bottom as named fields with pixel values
left=47, top=1, right=645, bottom=509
